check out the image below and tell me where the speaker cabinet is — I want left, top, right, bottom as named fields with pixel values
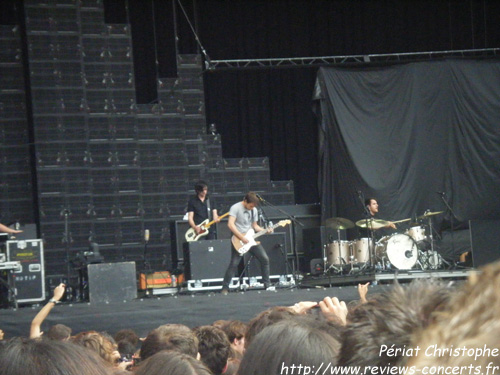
left=243, top=233, right=288, bottom=277
left=470, top=220, right=500, bottom=268
left=6, top=239, right=45, bottom=303
left=171, top=220, right=231, bottom=266
left=301, top=226, right=336, bottom=267
left=183, top=239, right=232, bottom=280
left=88, top=262, right=137, bottom=304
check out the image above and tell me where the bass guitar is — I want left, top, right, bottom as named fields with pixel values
left=185, top=212, right=230, bottom=242
left=232, top=220, right=291, bottom=255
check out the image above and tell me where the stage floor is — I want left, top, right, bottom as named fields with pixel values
left=0, top=268, right=472, bottom=340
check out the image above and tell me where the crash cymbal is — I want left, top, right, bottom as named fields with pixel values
left=324, top=217, right=355, bottom=230
left=418, top=211, right=444, bottom=219
left=355, top=219, right=390, bottom=230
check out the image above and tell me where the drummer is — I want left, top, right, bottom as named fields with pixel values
left=358, top=198, right=397, bottom=240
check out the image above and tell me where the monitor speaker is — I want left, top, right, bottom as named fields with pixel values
left=470, top=220, right=500, bottom=268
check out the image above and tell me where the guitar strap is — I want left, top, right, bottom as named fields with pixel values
left=206, top=198, right=212, bottom=220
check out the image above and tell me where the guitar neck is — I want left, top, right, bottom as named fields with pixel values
left=204, top=212, right=230, bottom=228
left=252, top=223, right=280, bottom=240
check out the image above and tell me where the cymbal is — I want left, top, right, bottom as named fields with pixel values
left=355, top=219, right=390, bottom=230
left=324, top=217, right=355, bottom=230
left=418, top=211, right=444, bottom=219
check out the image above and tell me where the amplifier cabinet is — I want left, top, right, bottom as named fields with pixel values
left=7, top=239, right=45, bottom=303
left=183, top=239, right=232, bottom=280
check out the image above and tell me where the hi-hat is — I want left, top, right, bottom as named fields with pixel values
left=418, top=211, right=444, bottom=219
left=324, top=217, right=355, bottom=230
left=355, top=219, right=390, bottom=230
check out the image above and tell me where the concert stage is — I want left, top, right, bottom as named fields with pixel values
left=0, top=268, right=472, bottom=341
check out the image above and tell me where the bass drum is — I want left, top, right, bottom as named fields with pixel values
left=377, top=233, right=418, bottom=270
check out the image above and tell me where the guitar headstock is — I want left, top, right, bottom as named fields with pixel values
left=277, top=220, right=291, bottom=227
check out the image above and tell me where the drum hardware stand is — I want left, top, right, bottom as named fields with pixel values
left=322, top=243, right=341, bottom=275
left=423, top=208, right=450, bottom=270
left=357, top=190, right=378, bottom=273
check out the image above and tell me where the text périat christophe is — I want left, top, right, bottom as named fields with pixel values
left=380, top=345, right=499, bottom=361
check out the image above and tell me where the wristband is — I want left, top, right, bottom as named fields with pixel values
left=48, top=298, right=60, bottom=304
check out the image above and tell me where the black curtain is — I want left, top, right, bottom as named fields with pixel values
left=203, top=67, right=321, bottom=204
left=316, top=59, right=500, bottom=231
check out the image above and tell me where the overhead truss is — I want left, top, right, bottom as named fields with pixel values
left=205, top=48, right=500, bottom=70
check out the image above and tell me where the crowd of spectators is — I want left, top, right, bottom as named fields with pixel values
left=1, top=260, right=500, bottom=375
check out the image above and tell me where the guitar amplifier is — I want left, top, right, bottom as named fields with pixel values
left=6, top=239, right=45, bottom=303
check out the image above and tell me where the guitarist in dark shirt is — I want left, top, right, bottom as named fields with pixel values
left=187, top=181, right=220, bottom=240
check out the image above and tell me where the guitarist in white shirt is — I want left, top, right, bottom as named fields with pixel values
left=221, top=192, right=273, bottom=295
left=187, top=181, right=220, bottom=240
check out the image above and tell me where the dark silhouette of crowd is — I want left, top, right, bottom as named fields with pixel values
left=2, top=260, right=500, bottom=375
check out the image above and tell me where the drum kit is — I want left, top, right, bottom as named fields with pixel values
left=322, top=210, right=445, bottom=274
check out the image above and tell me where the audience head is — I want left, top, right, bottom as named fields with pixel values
left=140, top=324, right=198, bottom=361
left=337, top=279, right=453, bottom=370
left=46, top=324, right=72, bottom=341
left=0, top=337, right=112, bottom=375
left=410, top=261, right=500, bottom=369
left=245, top=306, right=298, bottom=348
left=114, top=329, right=139, bottom=347
left=193, top=325, right=231, bottom=375
left=71, top=331, right=120, bottom=366
left=134, top=350, right=212, bottom=375
left=239, top=316, right=341, bottom=375
left=221, top=320, right=247, bottom=356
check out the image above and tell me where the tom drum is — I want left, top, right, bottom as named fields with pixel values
left=353, top=238, right=374, bottom=263
left=326, top=241, right=351, bottom=266
left=406, top=226, right=426, bottom=242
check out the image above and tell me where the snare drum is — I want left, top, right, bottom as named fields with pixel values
left=353, top=238, right=374, bottom=263
left=326, top=241, right=351, bottom=266
left=406, top=226, right=426, bottom=242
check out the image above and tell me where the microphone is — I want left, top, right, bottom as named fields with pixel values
left=144, top=229, right=150, bottom=243
left=255, top=194, right=264, bottom=202
left=405, top=250, right=413, bottom=258
left=436, top=191, right=445, bottom=196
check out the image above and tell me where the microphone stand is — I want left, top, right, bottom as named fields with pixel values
left=61, top=209, right=74, bottom=301
left=257, top=195, right=303, bottom=288
left=143, top=230, right=152, bottom=296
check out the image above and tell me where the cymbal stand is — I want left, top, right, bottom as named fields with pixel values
left=426, top=213, right=452, bottom=269
left=426, top=212, right=435, bottom=253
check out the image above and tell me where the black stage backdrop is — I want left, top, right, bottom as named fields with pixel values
left=315, top=60, right=500, bottom=230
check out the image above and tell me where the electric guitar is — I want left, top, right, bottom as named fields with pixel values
left=185, top=212, right=230, bottom=242
left=232, top=220, right=291, bottom=255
